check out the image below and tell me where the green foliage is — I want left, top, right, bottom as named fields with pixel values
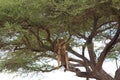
left=0, top=0, right=120, bottom=73
left=0, top=49, right=55, bottom=72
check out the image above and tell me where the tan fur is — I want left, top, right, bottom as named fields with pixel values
left=56, top=39, right=69, bottom=70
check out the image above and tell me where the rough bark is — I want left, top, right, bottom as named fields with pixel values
left=69, top=66, right=114, bottom=80
left=95, top=69, right=114, bottom=80
left=67, top=17, right=120, bottom=80
left=114, top=68, right=120, bottom=80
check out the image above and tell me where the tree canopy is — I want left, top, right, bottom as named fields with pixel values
left=0, top=0, right=120, bottom=80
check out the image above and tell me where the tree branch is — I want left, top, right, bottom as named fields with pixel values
left=97, top=23, right=117, bottom=34
left=41, top=27, right=53, bottom=45
left=114, top=67, right=120, bottom=80
left=76, top=33, right=87, bottom=40
left=86, top=15, right=98, bottom=65
left=67, top=46, right=90, bottom=63
left=97, top=20, right=116, bottom=30
left=67, top=47, right=95, bottom=70
left=96, top=17, right=120, bottom=71
left=29, top=28, right=44, bottom=48
left=69, top=58, right=84, bottom=64
left=69, top=67, right=95, bottom=78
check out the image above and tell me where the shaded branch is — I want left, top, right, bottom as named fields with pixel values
left=41, top=27, right=53, bottom=45
left=97, top=23, right=117, bottom=34
left=69, top=58, right=85, bottom=67
left=29, top=28, right=44, bottom=47
left=22, top=34, right=31, bottom=49
left=69, top=58, right=84, bottom=64
left=86, top=16, right=98, bottom=64
left=67, top=46, right=90, bottom=63
left=97, top=20, right=116, bottom=30
left=67, top=47, right=95, bottom=71
left=29, top=66, right=59, bottom=72
left=114, top=67, right=120, bottom=80
left=69, top=67, right=95, bottom=78
left=33, top=53, right=56, bottom=60
left=96, top=17, right=120, bottom=71
left=69, top=63, right=83, bottom=67
left=76, top=33, right=87, bottom=40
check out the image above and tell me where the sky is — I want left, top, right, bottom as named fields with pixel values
left=0, top=60, right=119, bottom=80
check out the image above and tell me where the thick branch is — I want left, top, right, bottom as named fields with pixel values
left=67, top=47, right=90, bottom=63
left=69, top=58, right=85, bottom=66
left=67, top=47, right=95, bottom=70
left=69, top=67, right=95, bottom=78
left=114, top=67, right=120, bottom=80
left=69, top=63, right=83, bottom=67
left=69, top=58, right=84, bottom=64
left=86, top=16, right=98, bottom=64
left=96, top=17, right=120, bottom=71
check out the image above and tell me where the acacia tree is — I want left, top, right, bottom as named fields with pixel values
left=0, top=0, right=120, bottom=80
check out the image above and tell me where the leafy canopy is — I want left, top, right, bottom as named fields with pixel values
left=0, top=0, right=120, bottom=74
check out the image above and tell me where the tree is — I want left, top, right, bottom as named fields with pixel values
left=0, top=0, right=120, bottom=80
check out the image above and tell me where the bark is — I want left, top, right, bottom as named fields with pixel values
left=68, top=47, right=114, bottom=80
left=95, top=69, right=114, bottom=80
left=67, top=17, right=120, bottom=80
left=96, top=17, right=120, bottom=71
left=114, top=68, right=120, bottom=80
left=69, top=66, right=114, bottom=80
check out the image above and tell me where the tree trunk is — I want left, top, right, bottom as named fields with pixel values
left=114, top=68, right=120, bottom=80
left=95, top=69, right=114, bottom=80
